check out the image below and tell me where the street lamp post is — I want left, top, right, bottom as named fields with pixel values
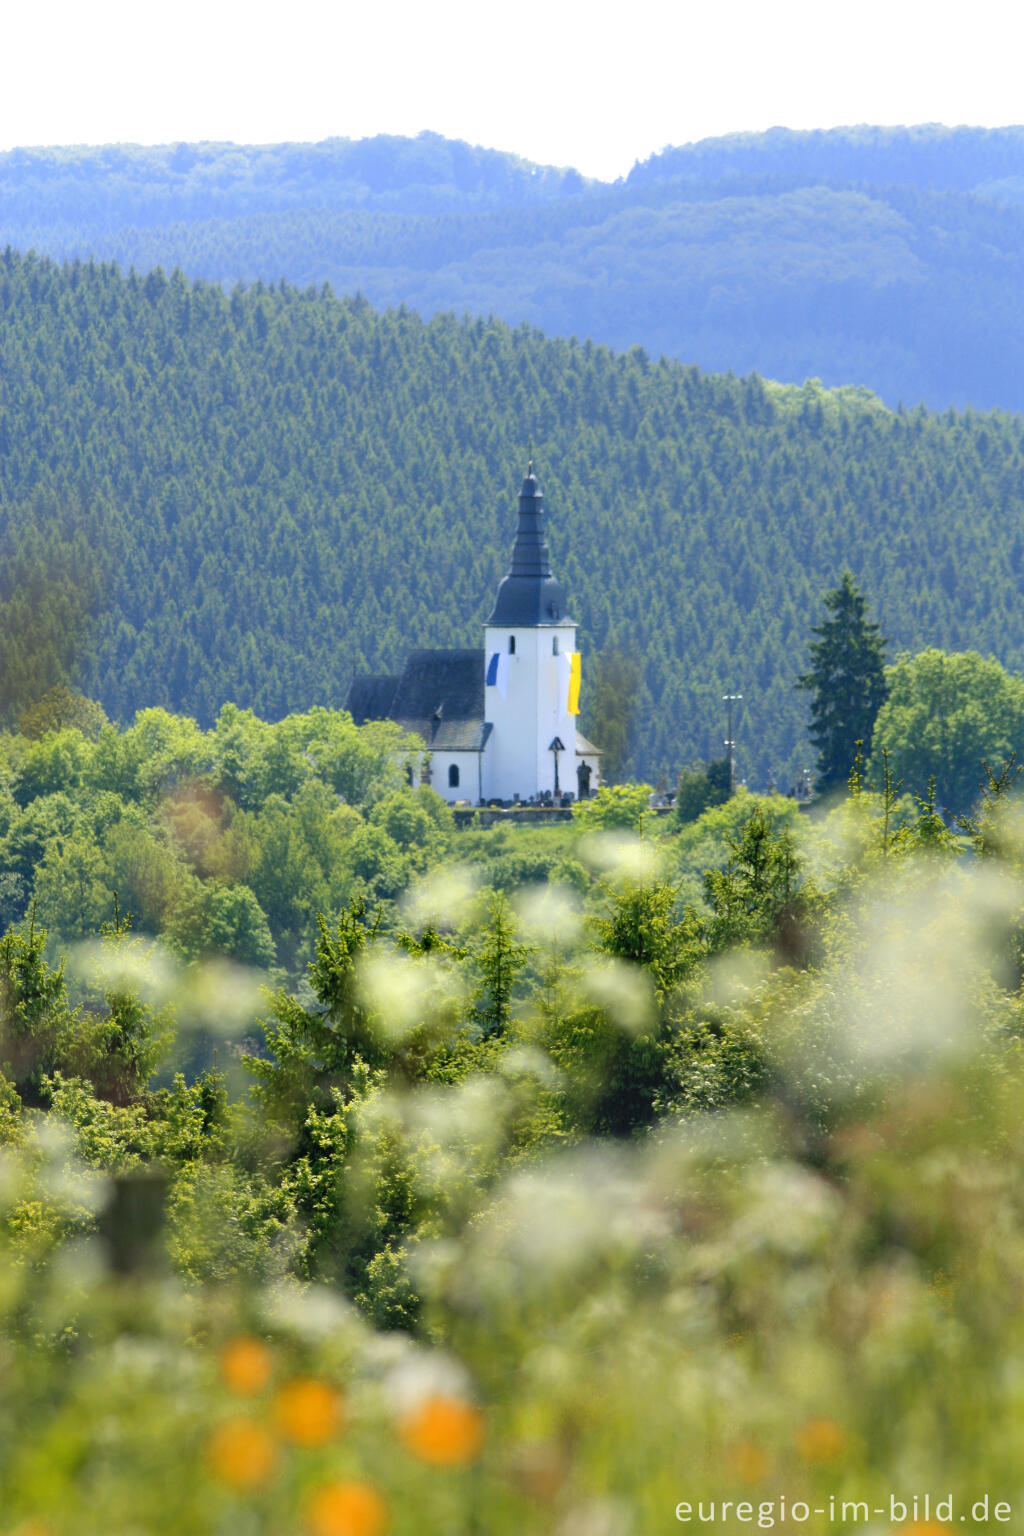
left=723, top=694, right=743, bottom=794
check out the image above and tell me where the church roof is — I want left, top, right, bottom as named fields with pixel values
left=345, top=649, right=492, bottom=753
left=487, top=463, right=575, bottom=627
left=346, top=674, right=402, bottom=725
left=390, top=648, right=483, bottom=722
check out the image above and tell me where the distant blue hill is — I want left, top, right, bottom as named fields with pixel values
left=4, top=125, right=1024, bottom=410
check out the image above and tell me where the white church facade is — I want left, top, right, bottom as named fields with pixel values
left=345, top=465, right=602, bottom=806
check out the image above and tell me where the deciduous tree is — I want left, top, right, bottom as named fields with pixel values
left=869, top=648, right=1024, bottom=815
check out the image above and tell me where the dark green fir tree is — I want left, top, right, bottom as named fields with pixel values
left=798, top=572, right=888, bottom=794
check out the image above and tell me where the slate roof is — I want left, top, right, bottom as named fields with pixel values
left=346, top=675, right=402, bottom=726
left=346, top=649, right=492, bottom=752
left=390, top=649, right=483, bottom=721
left=420, top=719, right=494, bottom=752
left=487, top=465, right=575, bottom=627
left=575, top=731, right=603, bottom=756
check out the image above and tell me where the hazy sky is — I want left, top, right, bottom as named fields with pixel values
left=2, top=0, right=1021, bottom=180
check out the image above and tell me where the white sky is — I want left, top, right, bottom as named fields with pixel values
left=1, top=0, right=1021, bottom=181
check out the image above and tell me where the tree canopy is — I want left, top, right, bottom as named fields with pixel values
left=798, top=572, right=888, bottom=794
left=870, top=648, right=1024, bottom=813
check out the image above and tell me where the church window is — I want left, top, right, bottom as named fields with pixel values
left=509, top=635, right=516, bottom=654
left=552, top=636, right=559, bottom=655
left=448, top=764, right=460, bottom=788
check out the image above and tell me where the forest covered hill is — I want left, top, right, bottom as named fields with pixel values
left=3, top=251, right=1024, bottom=787
left=7, top=126, right=1024, bottom=410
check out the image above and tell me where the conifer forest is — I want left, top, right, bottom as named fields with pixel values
left=4, top=249, right=1024, bottom=789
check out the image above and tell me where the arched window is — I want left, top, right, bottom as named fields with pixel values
left=448, top=764, right=460, bottom=788
left=508, top=635, right=516, bottom=654
left=552, top=636, right=559, bottom=655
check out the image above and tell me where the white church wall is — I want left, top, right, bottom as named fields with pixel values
left=423, top=751, right=482, bottom=804
left=482, top=622, right=577, bottom=802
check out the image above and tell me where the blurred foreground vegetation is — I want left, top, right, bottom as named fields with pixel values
left=3, top=697, right=1024, bottom=1531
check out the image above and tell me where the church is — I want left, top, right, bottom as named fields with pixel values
left=346, top=464, right=602, bottom=806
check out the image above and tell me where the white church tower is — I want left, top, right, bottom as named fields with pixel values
left=481, top=463, right=581, bottom=803
left=345, top=461, right=600, bottom=806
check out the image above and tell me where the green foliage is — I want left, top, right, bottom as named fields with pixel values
left=581, top=648, right=640, bottom=784
left=542, top=880, right=704, bottom=1139
left=0, top=921, right=77, bottom=1103
left=955, top=755, right=1024, bottom=858
left=64, top=972, right=171, bottom=1108
left=469, top=897, right=530, bottom=1038
left=0, top=701, right=435, bottom=978
left=32, top=827, right=114, bottom=939
left=870, top=648, right=1024, bottom=814
left=0, top=529, right=102, bottom=726
left=664, top=788, right=802, bottom=907
left=247, top=902, right=383, bottom=1131
left=167, top=881, right=276, bottom=968
left=371, top=788, right=452, bottom=867
left=798, top=571, right=888, bottom=794
left=595, top=881, right=701, bottom=999
left=18, top=685, right=108, bottom=741
left=675, top=757, right=731, bottom=824
left=166, top=1158, right=298, bottom=1283
left=704, top=805, right=812, bottom=957
left=573, top=782, right=653, bottom=832
left=659, top=1008, right=769, bottom=1115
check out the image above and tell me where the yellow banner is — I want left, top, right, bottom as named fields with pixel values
left=568, top=652, right=582, bottom=715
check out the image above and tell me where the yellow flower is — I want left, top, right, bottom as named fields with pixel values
left=273, top=1376, right=346, bottom=1446
left=795, top=1418, right=847, bottom=1463
left=206, top=1416, right=278, bottom=1490
left=727, top=1441, right=770, bottom=1485
left=220, top=1336, right=274, bottom=1396
left=306, top=1480, right=389, bottom=1536
left=398, top=1393, right=484, bottom=1466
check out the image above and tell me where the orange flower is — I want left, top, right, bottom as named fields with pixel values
left=206, top=1416, right=278, bottom=1490
left=306, top=1480, right=389, bottom=1536
left=727, top=1441, right=770, bottom=1485
left=903, top=1525, right=952, bottom=1536
left=795, top=1418, right=847, bottom=1463
left=221, top=1336, right=274, bottom=1396
left=398, top=1393, right=484, bottom=1466
left=274, top=1377, right=346, bottom=1447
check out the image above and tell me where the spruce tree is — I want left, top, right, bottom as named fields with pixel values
left=798, top=572, right=888, bottom=793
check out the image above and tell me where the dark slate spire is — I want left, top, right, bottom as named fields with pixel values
left=487, top=462, right=573, bottom=626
